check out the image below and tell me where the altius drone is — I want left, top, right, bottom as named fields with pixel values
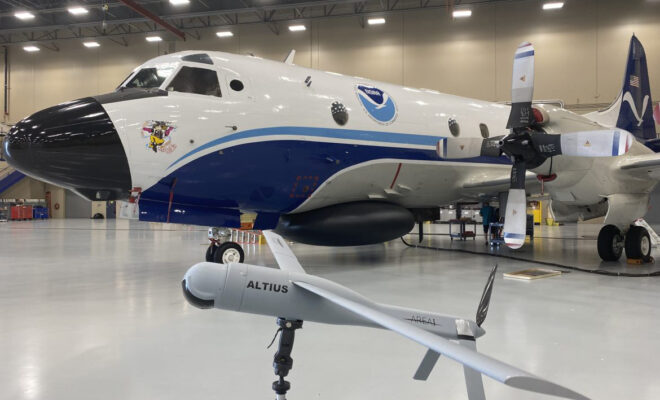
left=182, top=231, right=588, bottom=400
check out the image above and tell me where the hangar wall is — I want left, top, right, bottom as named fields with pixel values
left=1, top=0, right=659, bottom=125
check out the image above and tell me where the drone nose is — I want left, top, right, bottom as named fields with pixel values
left=2, top=97, right=131, bottom=200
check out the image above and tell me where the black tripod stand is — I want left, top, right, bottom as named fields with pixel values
left=270, top=318, right=303, bottom=400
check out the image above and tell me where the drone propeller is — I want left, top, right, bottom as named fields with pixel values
left=438, top=42, right=634, bottom=249
left=459, top=264, right=498, bottom=400
left=476, top=264, right=497, bottom=327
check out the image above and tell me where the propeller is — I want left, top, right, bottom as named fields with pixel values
left=438, top=42, right=634, bottom=249
left=413, top=265, right=498, bottom=400
left=459, top=264, right=497, bottom=400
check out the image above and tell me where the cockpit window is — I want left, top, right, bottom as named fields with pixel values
left=167, top=66, right=221, bottom=97
left=124, top=67, right=174, bottom=89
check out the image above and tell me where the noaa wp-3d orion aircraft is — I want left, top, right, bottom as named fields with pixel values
left=3, top=35, right=658, bottom=263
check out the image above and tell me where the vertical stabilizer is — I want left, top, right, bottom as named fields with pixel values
left=585, top=35, right=656, bottom=140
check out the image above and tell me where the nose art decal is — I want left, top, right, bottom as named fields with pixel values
left=141, top=121, right=177, bottom=153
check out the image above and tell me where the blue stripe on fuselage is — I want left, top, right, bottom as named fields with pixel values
left=169, top=126, right=443, bottom=169
left=143, top=139, right=510, bottom=216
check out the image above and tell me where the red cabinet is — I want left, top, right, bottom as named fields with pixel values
left=10, top=205, right=33, bottom=220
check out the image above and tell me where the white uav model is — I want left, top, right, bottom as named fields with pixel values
left=3, top=35, right=659, bottom=261
left=182, top=231, right=589, bottom=400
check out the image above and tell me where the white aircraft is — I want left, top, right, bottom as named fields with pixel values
left=2, top=35, right=658, bottom=262
left=182, top=230, right=589, bottom=400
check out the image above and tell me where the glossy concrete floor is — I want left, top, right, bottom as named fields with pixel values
left=1, top=219, right=659, bottom=400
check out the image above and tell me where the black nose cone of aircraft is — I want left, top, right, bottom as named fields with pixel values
left=2, top=97, right=131, bottom=200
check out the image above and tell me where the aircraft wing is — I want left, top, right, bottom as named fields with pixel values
left=263, top=230, right=306, bottom=273
left=619, top=154, right=660, bottom=177
left=293, top=280, right=589, bottom=400
left=462, top=170, right=541, bottom=194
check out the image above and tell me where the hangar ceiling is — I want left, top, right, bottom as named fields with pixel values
left=0, top=0, right=511, bottom=45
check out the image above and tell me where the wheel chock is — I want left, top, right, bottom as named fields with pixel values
left=626, top=256, right=654, bottom=265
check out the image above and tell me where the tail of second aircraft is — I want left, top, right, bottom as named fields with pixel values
left=585, top=34, right=657, bottom=143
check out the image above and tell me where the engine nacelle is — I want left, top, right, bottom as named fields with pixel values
left=275, top=201, right=415, bottom=246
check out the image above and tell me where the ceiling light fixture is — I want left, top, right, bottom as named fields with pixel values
left=15, top=11, right=35, bottom=20
left=146, top=36, right=163, bottom=42
left=23, top=46, right=39, bottom=52
left=452, top=9, right=472, bottom=18
left=288, top=25, right=306, bottom=32
left=216, top=31, right=234, bottom=38
left=68, top=7, right=88, bottom=15
left=367, top=17, right=386, bottom=25
left=169, top=0, right=190, bottom=5
left=83, top=41, right=100, bottom=48
left=542, top=2, right=564, bottom=10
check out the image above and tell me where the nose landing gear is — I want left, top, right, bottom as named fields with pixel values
left=206, top=227, right=245, bottom=263
left=598, top=224, right=652, bottom=262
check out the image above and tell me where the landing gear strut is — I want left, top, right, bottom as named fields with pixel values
left=270, top=318, right=303, bottom=400
left=597, top=224, right=652, bottom=262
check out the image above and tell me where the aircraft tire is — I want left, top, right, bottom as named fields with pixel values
left=205, top=244, right=216, bottom=262
left=624, top=226, right=652, bottom=261
left=213, top=242, right=245, bottom=264
left=597, top=225, right=623, bottom=261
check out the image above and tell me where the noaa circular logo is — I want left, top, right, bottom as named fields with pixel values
left=355, top=84, right=397, bottom=125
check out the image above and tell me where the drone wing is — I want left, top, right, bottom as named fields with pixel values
left=263, top=230, right=306, bottom=273
left=293, top=280, right=589, bottom=400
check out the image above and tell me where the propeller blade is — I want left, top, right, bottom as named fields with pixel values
left=503, top=188, right=527, bottom=249
left=502, top=162, right=527, bottom=249
left=506, top=42, right=535, bottom=129
left=560, top=129, right=633, bottom=157
left=437, top=138, right=484, bottom=159
left=437, top=137, right=503, bottom=159
left=476, top=264, right=498, bottom=327
left=460, top=338, right=486, bottom=400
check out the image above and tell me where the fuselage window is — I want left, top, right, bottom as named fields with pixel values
left=125, top=67, right=172, bottom=89
left=448, top=118, right=460, bottom=137
left=167, top=66, right=222, bottom=97
left=230, top=79, right=244, bottom=92
left=479, top=123, right=489, bottom=138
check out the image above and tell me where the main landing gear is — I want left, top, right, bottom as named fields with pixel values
left=206, top=227, right=245, bottom=263
left=597, top=224, right=652, bottom=262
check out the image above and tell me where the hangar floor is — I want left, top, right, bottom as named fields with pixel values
left=1, top=219, right=659, bottom=400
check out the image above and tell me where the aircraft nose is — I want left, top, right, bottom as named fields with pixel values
left=2, top=97, right=131, bottom=200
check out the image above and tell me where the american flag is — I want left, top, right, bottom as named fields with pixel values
left=630, top=75, right=640, bottom=88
